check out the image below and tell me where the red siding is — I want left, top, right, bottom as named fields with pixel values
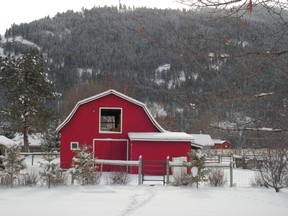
left=94, top=140, right=128, bottom=171
left=130, top=140, right=190, bottom=174
left=210, top=141, right=232, bottom=149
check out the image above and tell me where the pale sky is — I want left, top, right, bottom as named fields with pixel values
left=0, top=0, right=186, bottom=35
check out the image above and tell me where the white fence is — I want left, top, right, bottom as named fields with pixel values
left=20, top=153, right=258, bottom=187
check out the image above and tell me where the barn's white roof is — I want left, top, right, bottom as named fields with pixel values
left=56, top=89, right=165, bottom=132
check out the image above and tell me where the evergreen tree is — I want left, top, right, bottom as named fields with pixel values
left=0, top=49, right=60, bottom=152
left=188, top=149, right=208, bottom=188
left=2, top=144, right=25, bottom=188
left=39, top=151, right=64, bottom=188
left=70, top=145, right=99, bottom=185
left=40, top=119, right=60, bottom=151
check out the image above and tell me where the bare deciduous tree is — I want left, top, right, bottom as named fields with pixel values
left=258, top=147, right=288, bottom=192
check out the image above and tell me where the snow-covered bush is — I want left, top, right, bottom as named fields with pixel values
left=39, top=151, right=65, bottom=188
left=250, top=172, right=268, bottom=188
left=70, top=145, right=100, bottom=185
left=172, top=170, right=191, bottom=186
left=207, top=168, right=227, bottom=187
left=106, top=171, right=131, bottom=185
left=258, top=148, right=288, bottom=192
left=21, top=168, right=40, bottom=186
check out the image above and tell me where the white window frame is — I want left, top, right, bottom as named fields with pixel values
left=70, top=142, right=79, bottom=150
left=99, top=107, right=122, bottom=134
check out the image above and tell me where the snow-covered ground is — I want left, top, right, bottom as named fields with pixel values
left=1, top=183, right=287, bottom=216
left=1, top=155, right=288, bottom=216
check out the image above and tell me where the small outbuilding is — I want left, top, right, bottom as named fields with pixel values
left=0, top=135, right=16, bottom=154
left=211, top=139, right=232, bottom=149
left=56, top=89, right=199, bottom=174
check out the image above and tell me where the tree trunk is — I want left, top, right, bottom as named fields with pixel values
left=23, top=128, right=29, bottom=152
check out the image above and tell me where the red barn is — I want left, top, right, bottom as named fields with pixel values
left=211, top=139, right=232, bottom=149
left=56, top=89, right=197, bottom=174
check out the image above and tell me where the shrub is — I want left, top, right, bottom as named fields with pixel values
left=106, top=171, right=131, bottom=185
left=207, top=169, right=227, bottom=187
left=21, top=170, right=40, bottom=186
left=172, top=170, right=191, bottom=186
left=258, top=148, right=288, bottom=192
left=0, top=174, right=11, bottom=187
left=250, top=172, right=268, bottom=188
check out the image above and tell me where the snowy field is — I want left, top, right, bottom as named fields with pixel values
left=1, top=183, right=288, bottom=216
left=1, top=155, right=288, bottom=216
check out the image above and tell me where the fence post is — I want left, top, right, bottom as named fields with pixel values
left=138, top=155, right=142, bottom=185
left=230, top=161, right=233, bottom=187
left=31, top=153, right=34, bottom=166
left=166, top=156, right=170, bottom=184
left=71, top=173, right=74, bottom=185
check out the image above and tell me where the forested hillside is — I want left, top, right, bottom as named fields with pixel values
left=0, top=6, right=287, bottom=147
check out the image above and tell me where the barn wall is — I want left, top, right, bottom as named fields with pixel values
left=93, top=139, right=128, bottom=171
left=129, top=140, right=191, bottom=174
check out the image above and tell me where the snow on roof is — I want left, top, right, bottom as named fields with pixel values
left=128, top=132, right=193, bottom=142
left=190, top=134, right=214, bottom=147
left=213, top=139, right=225, bottom=144
left=56, top=89, right=165, bottom=132
left=0, top=135, right=16, bottom=148
left=213, top=139, right=229, bottom=144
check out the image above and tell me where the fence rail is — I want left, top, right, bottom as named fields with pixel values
left=20, top=152, right=60, bottom=166
left=94, top=156, right=143, bottom=185
left=165, top=157, right=234, bottom=187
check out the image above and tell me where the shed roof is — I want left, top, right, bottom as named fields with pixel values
left=128, top=132, right=201, bottom=148
left=213, top=139, right=228, bottom=144
left=128, top=132, right=192, bottom=141
left=56, top=89, right=165, bottom=132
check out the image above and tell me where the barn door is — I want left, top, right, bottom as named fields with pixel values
left=93, top=139, right=128, bottom=171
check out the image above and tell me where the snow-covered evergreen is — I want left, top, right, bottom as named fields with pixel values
left=38, top=151, right=64, bottom=188
left=188, top=149, right=208, bottom=188
left=1, top=144, right=25, bottom=187
left=70, top=145, right=100, bottom=185
left=0, top=49, right=60, bottom=151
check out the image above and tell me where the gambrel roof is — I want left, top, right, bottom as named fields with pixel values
left=56, top=89, right=166, bottom=132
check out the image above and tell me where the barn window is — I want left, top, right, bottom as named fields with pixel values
left=100, top=108, right=122, bottom=133
left=70, top=142, right=79, bottom=150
